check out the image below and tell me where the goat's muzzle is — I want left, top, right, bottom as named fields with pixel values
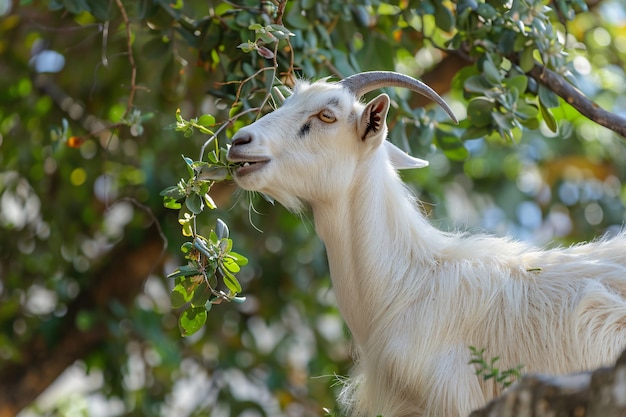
left=227, top=134, right=271, bottom=177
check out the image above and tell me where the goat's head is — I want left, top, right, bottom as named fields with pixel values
left=227, top=71, right=457, bottom=211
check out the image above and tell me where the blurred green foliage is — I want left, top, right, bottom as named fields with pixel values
left=1, top=0, right=626, bottom=416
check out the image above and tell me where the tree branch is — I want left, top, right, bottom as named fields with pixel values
left=528, top=65, right=626, bottom=138
left=413, top=51, right=626, bottom=139
left=0, top=226, right=166, bottom=417
left=114, top=0, right=139, bottom=119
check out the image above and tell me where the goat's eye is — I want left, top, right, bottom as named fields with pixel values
left=318, top=110, right=336, bottom=123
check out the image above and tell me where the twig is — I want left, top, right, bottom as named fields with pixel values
left=101, top=20, right=109, bottom=67
left=114, top=0, right=137, bottom=119
left=275, top=0, right=287, bottom=25
left=528, top=65, right=626, bottom=138
left=198, top=107, right=261, bottom=161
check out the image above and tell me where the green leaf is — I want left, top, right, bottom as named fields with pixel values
left=467, top=97, right=494, bottom=127
left=190, top=285, right=210, bottom=307
left=462, top=126, right=490, bottom=140
left=268, top=24, right=294, bottom=39
left=483, top=58, right=501, bottom=84
left=539, top=101, right=558, bottom=133
left=219, top=238, right=233, bottom=254
left=193, top=237, right=214, bottom=259
left=180, top=241, right=193, bottom=254
left=198, top=166, right=228, bottom=181
left=435, top=132, right=469, bottom=161
left=160, top=185, right=185, bottom=199
left=497, top=30, right=517, bottom=55
left=179, top=307, right=207, bottom=337
left=514, top=100, right=538, bottom=120
left=493, top=112, right=514, bottom=131
left=464, top=75, right=493, bottom=94
left=351, top=5, right=370, bottom=27
left=538, top=85, right=559, bottom=108
left=171, top=283, right=193, bottom=308
left=286, top=4, right=310, bottom=29
left=221, top=268, right=242, bottom=293
left=167, top=265, right=200, bottom=279
left=216, top=218, right=229, bottom=239
left=493, top=112, right=515, bottom=141
left=506, top=76, right=528, bottom=95
left=197, top=114, right=215, bottom=127
left=179, top=214, right=194, bottom=237
left=520, top=47, right=535, bottom=72
left=203, top=193, right=216, bottom=210
left=185, top=193, right=203, bottom=214
left=476, top=3, right=496, bottom=19
left=182, top=155, right=194, bottom=176
left=443, top=146, right=469, bottom=161
left=163, top=196, right=182, bottom=210
left=237, top=42, right=254, bottom=53
left=434, top=3, right=454, bottom=32
left=229, top=251, right=248, bottom=266
left=223, top=257, right=241, bottom=273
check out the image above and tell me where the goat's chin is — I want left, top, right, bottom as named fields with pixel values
left=232, top=172, right=268, bottom=194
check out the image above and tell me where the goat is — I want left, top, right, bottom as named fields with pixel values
left=226, top=71, right=626, bottom=417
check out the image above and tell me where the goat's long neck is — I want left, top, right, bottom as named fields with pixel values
left=311, top=156, right=443, bottom=345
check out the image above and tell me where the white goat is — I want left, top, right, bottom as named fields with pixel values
left=226, top=71, right=626, bottom=417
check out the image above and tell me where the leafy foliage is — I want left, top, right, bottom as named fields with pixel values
left=160, top=111, right=249, bottom=336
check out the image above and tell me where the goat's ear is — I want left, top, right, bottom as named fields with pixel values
left=358, top=94, right=390, bottom=146
left=385, top=141, right=429, bottom=170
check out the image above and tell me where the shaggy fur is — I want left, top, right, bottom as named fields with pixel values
left=227, top=78, right=626, bottom=417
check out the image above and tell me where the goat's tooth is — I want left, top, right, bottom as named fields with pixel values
left=243, top=162, right=250, bottom=167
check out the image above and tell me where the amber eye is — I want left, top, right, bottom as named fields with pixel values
left=318, top=110, right=336, bottom=123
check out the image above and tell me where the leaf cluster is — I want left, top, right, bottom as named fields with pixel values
left=449, top=0, right=583, bottom=141
left=160, top=111, right=248, bottom=337
left=469, top=346, right=524, bottom=390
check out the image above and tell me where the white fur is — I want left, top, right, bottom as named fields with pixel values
left=227, top=78, right=626, bottom=417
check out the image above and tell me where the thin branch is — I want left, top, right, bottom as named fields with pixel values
left=275, top=0, right=287, bottom=25
left=528, top=65, right=626, bottom=138
left=114, top=0, right=137, bottom=119
left=198, top=106, right=261, bottom=161
left=101, top=20, right=109, bottom=67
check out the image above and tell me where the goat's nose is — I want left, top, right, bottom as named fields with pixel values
left=231, top=134, right=252, bottom=147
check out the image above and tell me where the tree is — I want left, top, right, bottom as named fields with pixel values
left=1, top=0, right=625, bottom=415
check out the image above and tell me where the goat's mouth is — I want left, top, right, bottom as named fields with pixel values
left=231, top=158, right=270, bottom=177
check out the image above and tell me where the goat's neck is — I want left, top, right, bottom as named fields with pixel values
left=311, top=156, right=441, bottom=345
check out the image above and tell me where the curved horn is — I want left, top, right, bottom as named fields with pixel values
left=339, top=71, right=458, bottom=123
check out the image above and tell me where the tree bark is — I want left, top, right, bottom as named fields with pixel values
left=528, top=64, right=626, bottom=138
left=0, top=226, right=166, bottom=417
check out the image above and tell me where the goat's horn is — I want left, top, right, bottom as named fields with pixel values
left=340, top=71, right=458, bottom=123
